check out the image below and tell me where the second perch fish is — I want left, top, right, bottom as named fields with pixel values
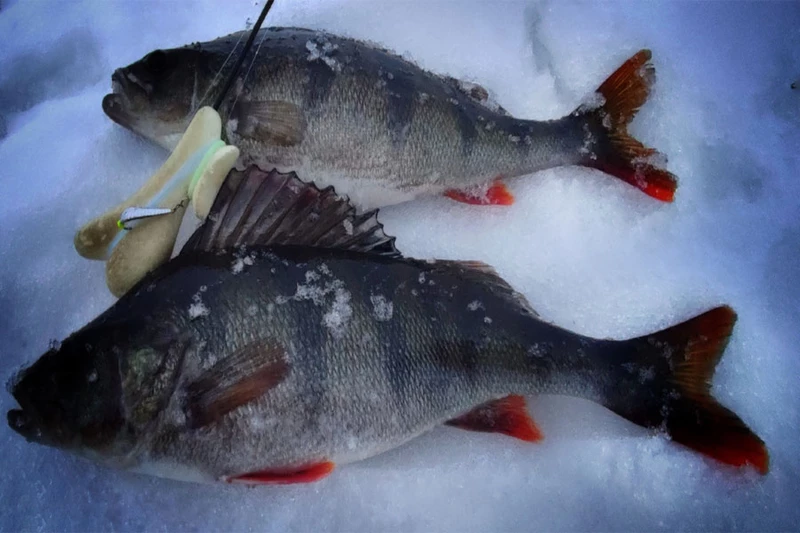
left=103, top=27, right=677, bottom=208
left=8, top=169, right=766, bottom=485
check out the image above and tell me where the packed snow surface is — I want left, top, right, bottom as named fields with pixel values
left=1, top=0, right=798, bottom=531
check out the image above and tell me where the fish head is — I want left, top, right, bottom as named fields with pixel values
left=7, top=328, right=131, bottom=460
left=102, top=47, right=210, bottom=150
left=7, top=321, right=187, bottom=467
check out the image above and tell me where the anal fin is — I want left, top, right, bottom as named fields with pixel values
left=446, top=394, right=543, bottom=442
left=444, top=179, right=514, bottom=206
left=228, top=461, right=335, bottom=485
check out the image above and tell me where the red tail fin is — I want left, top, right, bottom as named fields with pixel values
left=578, top=50, right=678, bottom=202
left=622, top=307, right=769, bottom=474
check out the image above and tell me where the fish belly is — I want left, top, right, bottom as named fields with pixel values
left=270, top=162, right=442, bottom=210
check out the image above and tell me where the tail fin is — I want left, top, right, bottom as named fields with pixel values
left=577, top=50, right=678, bottom=202
left=609, top=306, right=769, bottom=474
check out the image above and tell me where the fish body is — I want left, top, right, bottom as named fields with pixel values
left=8, top=169, right=767, bottom=483
left=103, top=27, right=677, bottom=208
left=32, top=246, right=607, bottom=480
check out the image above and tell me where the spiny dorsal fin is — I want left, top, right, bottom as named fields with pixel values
left=181, top=167, right=400, bottom=257
left=425, top=259, right=539, bottom=317
left=441, top=75, right=510, bottom=116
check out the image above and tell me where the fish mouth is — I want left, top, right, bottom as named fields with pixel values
left=7, top=370, right=43, bottom=443
left=7, top=408, right=39, bottom=442
left=102, top=69, right=142, bottom=128
left=7, top=398, right=76, bottom=449
left=7, top=367, right=59, bottom=447
left=102, top=92, right=133, bottom=128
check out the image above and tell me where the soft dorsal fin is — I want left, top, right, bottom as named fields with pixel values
left=181, top=167, right=400, bottom=257
left=426, top=259, right=539, bottom=318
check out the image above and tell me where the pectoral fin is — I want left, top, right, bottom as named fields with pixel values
left=231, top=100, right=306, bottom=146
left=183, top=338, right=290, bottom=429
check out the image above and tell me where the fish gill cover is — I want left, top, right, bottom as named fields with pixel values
left=0, top=0, right=798, bottom=531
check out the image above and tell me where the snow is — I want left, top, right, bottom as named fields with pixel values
left=369, top=293, right=393, bottom=321
left=306, top=36, right=342, bottom=72
left=282, top=265, right=354, bottom=337
left=188, top=290, right=210, bottom=319
left=231, top=250, right=255, bottom=274
left=0, top=0, right=798, bottom=531
left=467, top=299, right=483, bottom=311
left=322, top=286, right=353, bottom=338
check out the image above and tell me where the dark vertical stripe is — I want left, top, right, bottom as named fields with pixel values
left=304, top=62, right=337, bottom=111
left=438, top=78, right=477, bottom=159
left=386, top=342, right=415, bottom=409
left=455, top=104, right=477, bottom=159
left=380, top=275, right=415, bottom=406
left=457, top=340, right=481, bottom=377
left=385, top=71, right=417, bottom=151
left=501, top=119, right=535, bottom=157
left=279, top=256, right=329, bottom=432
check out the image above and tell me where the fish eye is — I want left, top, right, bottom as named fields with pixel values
left=145, top=50, right=168, bottom=73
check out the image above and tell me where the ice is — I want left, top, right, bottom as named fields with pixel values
left=231, top=249, right=256, bottom=274
left=342, top=218, right=353, bottom=235
left=369, top=293, right=393, bottom=321
left=283, top=266, right=354, bottom=336
left=188, top=292, right=209, bottom=319
left=1, top=0, right=799, bottom=531
left=322, top=286, right=352, bottom=338
left=305, top=40, right=321, bottom=60
left=306, top=37, right=342, bottom=72
left=188, top=302, right=209, bottom=318
left=467, top=299, right=483, bottom=311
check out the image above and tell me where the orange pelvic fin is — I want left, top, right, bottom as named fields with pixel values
left=228, top=461, right=336, bottom=485
left=446, top=394, right=543, bottom=442
left=444, top=179, right=515, bottom=206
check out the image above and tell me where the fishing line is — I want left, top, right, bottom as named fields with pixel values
left=212, top=0, right=276, bottom=111
left=197, top=29, right=246, bottom=108
left=229, top=27, right=269, bottom=113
